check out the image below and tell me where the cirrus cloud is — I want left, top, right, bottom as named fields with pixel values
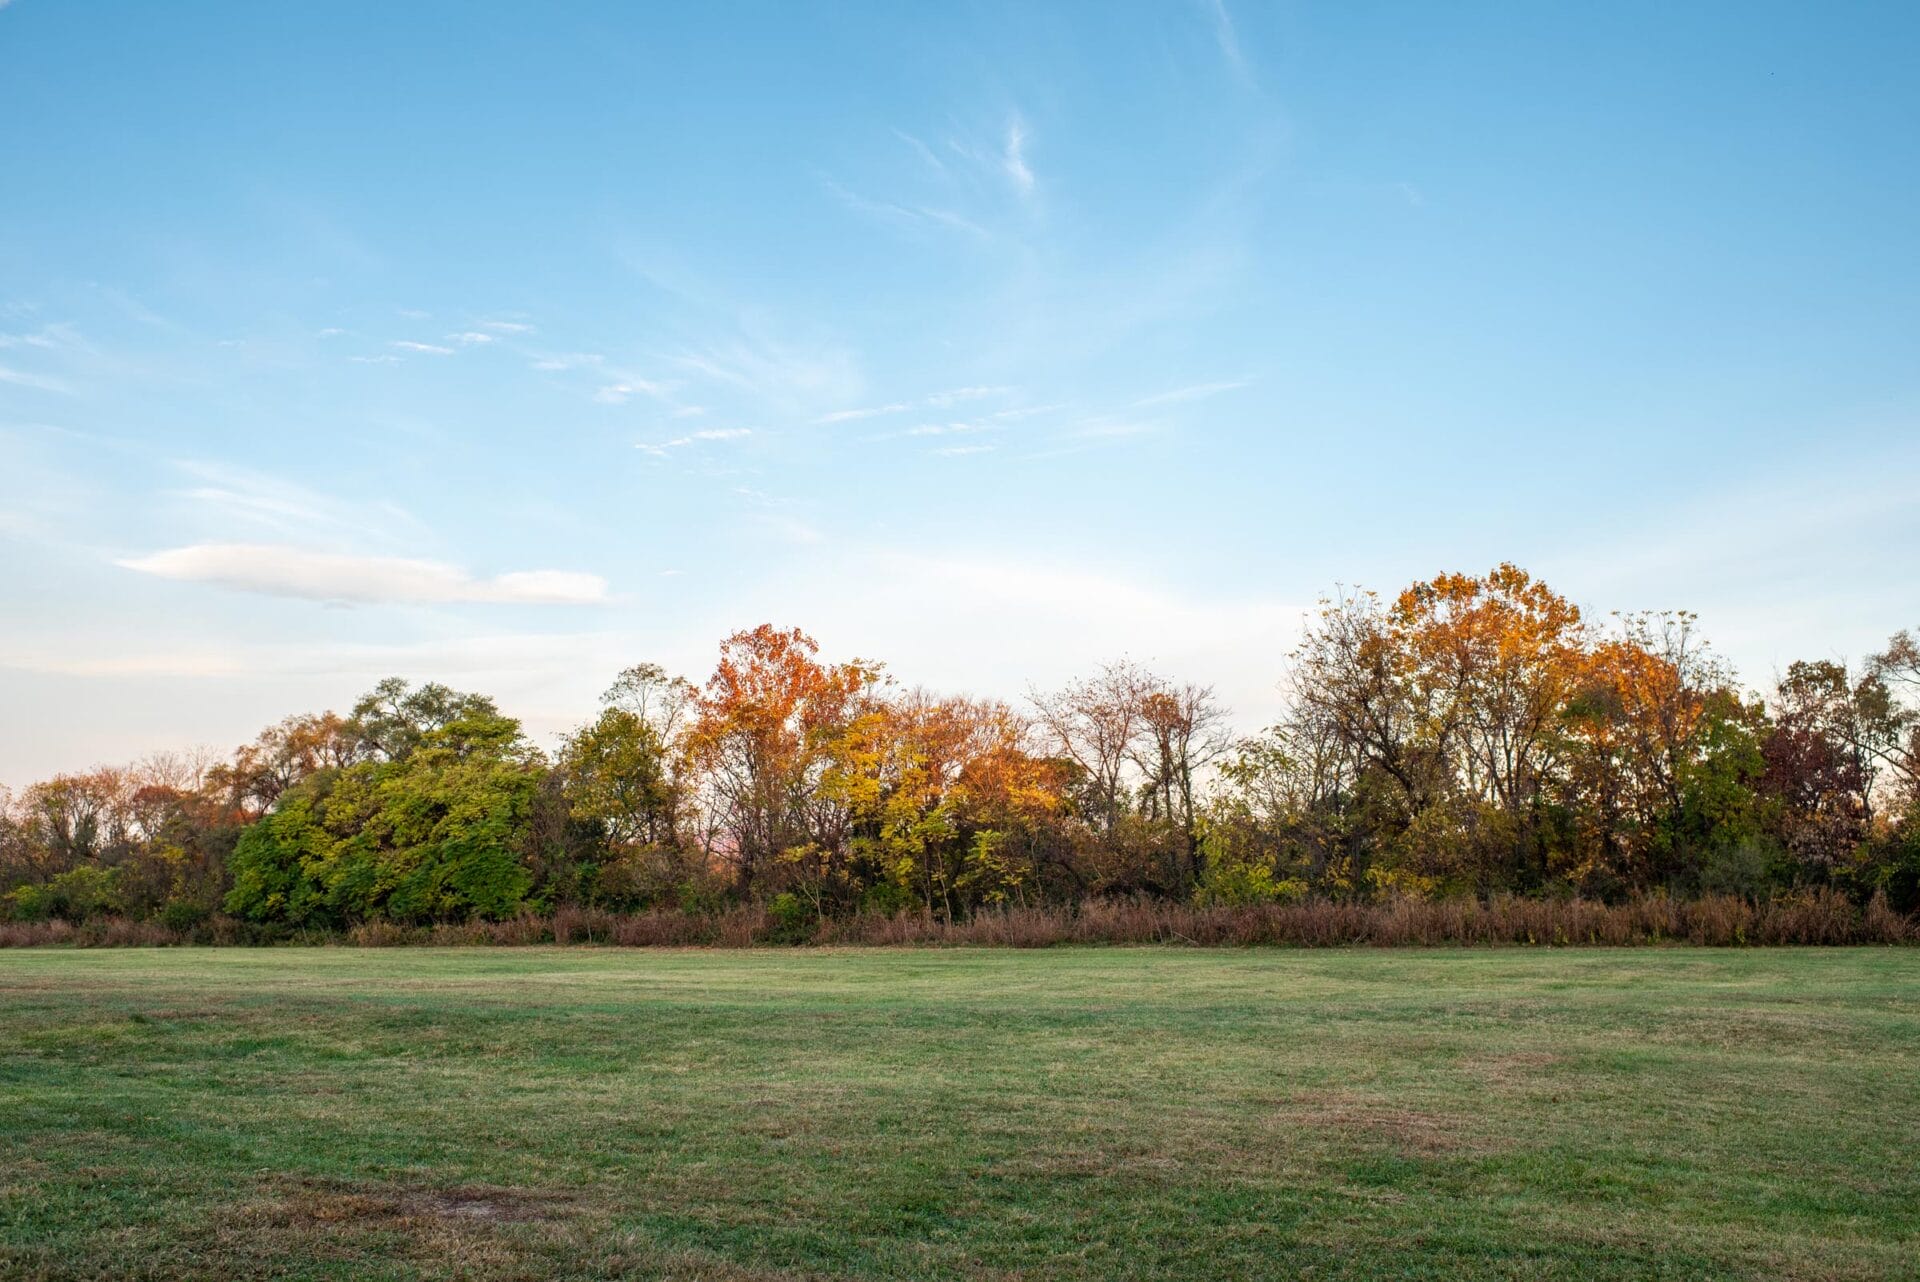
left=116, top=543, right=609, bottom=605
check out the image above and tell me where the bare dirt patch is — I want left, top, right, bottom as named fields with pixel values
left=272, top=1178, right=574, bottom=1227
left=195, top=1176, right=593, bottom=1276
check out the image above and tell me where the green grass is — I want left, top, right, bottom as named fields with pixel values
left=3, top=948, right=1917, bottom=1280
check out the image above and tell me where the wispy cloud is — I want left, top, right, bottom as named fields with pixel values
left=987, top=402, right=1065, bottom=422
left=481, top=320, right=535, bottom=334
left=1071, top=420, right=1154, bottom=440
left=117, top=543, right=609, bottom=605
left=172, top=472, right=340, bottom=534
left=814, top=402, right=910, bottom=424
left=1130, top=379, right=1248, bottom=407
left=165, top=460, right=423, bottom=547
left=823, top=179, right=990, bottom=239
left=634, top=427, right=753, bottom=457
left=0, top=424, right=102, bottom=542
left=610, top=246, right=870, bottom=411
left=0, top=648, right=250, bottom=679
left=663, top=335, right=864, bottom=411
left=833, top=388, right=1016, bottom=426
left=925, top=385, right=1010, bottom=407
left=594, top=379, right=666, bottom=404
left=894, top=129, right=948, bottom=177
left=830, top=113, right=1039, bottom=244
left=754, top=514, right=826, bottom=545
left=0, top=326, right=85, bottom=392
left=392, top=340, right=454, bottom=356
left=1003, top=118, right=1035, bottom=196
left=902, top=420, right=997, bottom=438
left=0, top=631, right=629, bottom=686
left=0, top=366, right=71, bottom=393
left=446, top=331, right=495, bottom=345
left=530, top=352, right=604, bottom=371
left=1200, top=0, right=1253, bottom=87
left=0, top=323, right=82, bottom=351
left=872, top=394, right=1043, bottom=441
left=895, top=410, right=1124, bottom=452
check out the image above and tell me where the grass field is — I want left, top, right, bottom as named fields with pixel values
left=3, top=948, right=1917, bottom=1281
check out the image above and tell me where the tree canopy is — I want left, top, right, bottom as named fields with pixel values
left=5, top=566, right=1918, bottom=929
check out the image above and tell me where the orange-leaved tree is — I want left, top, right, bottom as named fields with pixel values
left=684, top=625, right=883, bottom=894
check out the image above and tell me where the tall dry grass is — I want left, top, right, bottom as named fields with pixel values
left=814, top=890, right=1913, bottom=948
left=1, top=889, right=1912, bottom=949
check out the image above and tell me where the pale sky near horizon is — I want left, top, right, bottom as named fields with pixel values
left=2, top=1, right=1917, bottom=786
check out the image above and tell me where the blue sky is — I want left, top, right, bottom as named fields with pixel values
left=2, top=1, right=1917, bottom=783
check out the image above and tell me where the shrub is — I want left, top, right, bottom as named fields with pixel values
left=765, top=892, right=817, bottom=945
left=1195, top=860, right=1306, bottom=908
left=158, top=898, right=212, bottom=933
left=1696, top=839, right=1784, bottom=901
left=5, top=867, right=122, bottom=922
left=859, top=879, right=917, bottom=917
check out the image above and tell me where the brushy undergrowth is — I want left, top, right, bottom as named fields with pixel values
left=1, top=888, right=1912, bottom=949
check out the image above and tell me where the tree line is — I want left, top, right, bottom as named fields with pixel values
left=4, top=564, right=1917, bottom=934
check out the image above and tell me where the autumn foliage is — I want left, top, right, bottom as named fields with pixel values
left=4, top=566, right=1918, bottom=939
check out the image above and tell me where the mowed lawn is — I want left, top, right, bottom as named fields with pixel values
left=2, top=948, right=1917, bottom=1281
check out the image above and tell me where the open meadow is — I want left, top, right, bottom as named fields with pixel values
left=3, top=946, right=1918, bottom=1281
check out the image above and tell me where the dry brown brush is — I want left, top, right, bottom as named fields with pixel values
left=0, top=890, right=1912, bottom=949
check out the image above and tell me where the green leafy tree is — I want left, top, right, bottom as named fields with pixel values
left=225, top=681, right=544, bottom=924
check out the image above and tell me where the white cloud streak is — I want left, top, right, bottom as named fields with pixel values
left=595, top=379, right=666, bottom=403
left=0, top=365, right=72, bottom=393
left=1201, top=0, right=1252, bottom=85
left=1003, top=118, right=1035, bottom=195
left=634, top=427, right=753, bottom=457
left=1130, top=379, right=1248, bottom=407
left=1071, top=420, right=1154, bottom=440
left=925, top=385, right=1010, bottom=407
left=116, top=543, right=609, bottom=605
left=531, top=352, right=604, bottom=371
left=822, top=179, right=990, bottom=239
left=814, top=402, right=910, bottom=424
